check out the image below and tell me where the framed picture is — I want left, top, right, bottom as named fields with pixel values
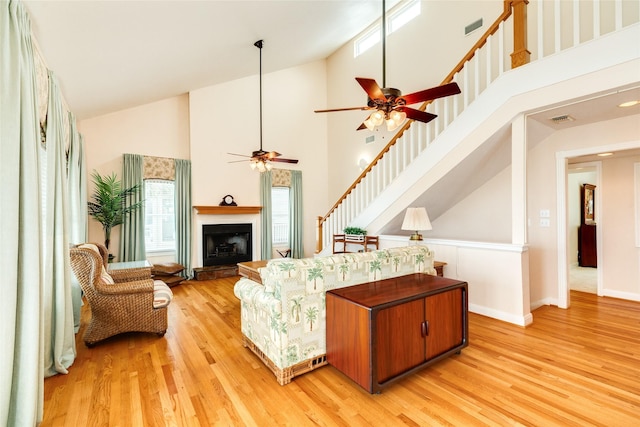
left=582, top=183, right=596, bottom=225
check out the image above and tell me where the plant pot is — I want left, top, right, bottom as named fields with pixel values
left=345, top=234, right=366, bottom=242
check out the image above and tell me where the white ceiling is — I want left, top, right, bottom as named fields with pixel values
left=24, top=0, right=386, bottom=120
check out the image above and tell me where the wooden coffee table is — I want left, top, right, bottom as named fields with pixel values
left=237, top=260, right=268, bottom=284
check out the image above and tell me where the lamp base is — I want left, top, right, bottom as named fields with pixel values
left=409, top=232, right=423, bottom=241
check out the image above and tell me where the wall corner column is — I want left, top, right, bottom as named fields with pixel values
left=512, top=114, right=527, bottom=245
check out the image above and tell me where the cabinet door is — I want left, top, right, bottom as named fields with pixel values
left=376, top=299, right=425, bottom=383
left=425, top=288, right=463, bottom=359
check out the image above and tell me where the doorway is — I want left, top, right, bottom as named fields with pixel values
left=567, top=164, right=599, bottom=294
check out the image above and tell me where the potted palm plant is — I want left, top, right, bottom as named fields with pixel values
left=87, top=171, right=143, bottom=261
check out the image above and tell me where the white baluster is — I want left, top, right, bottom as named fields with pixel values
left=473, top=54, right=480, bottom=100
left=498, top=23, right=505, bottom=72
left=486, top=34, right=493, bottom=88
left=594, top=0, right=601, bottom=38
left=537, top=0, right=544, bottom=60
left=463, top=65, right=470, bottom=107
left=554, top=0, right=561, bottom=54
left=573, top=0, right=580, bottom=46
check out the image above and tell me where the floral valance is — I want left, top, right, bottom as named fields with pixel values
left=143, top=155, right=175, bottom=181
left=272, top=168, right=291, bottom=187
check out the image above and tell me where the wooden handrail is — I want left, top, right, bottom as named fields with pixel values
left=316, top=0, right=524, bottom=252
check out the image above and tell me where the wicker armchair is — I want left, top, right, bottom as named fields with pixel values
left=69, top=243, right=170, bottom=346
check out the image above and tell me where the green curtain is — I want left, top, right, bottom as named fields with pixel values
left=43, top=70, right=76, bottom=377
left=174, top=159, right=192, bottom=278
left=67, top=112, right=87, bottom=332
left=0, top=1, right=45, bottom=424
left=119, top=153, right=146, bottom=261
left=289, top=170, right=304, bottom=258
left=260, top=171, right=273, bottom=259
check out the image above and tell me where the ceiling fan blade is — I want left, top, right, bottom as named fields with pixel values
left=315, top=106, right=370, bottom=113
left=228, top=152, right=251, bottom=158
left=400, top=107, right=438, bottom=124
left=356, top=122, right=367, bottom=131
left=400, top=82, right=461, bottom=105
left=271, top=158, right=299, bottom=164
left=356, top=77, right=387, bottom=101
left=228, top=159, right=250, bottom=163
left=264, top=151, right=281, bottom=159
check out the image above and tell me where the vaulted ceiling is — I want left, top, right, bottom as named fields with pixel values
left=24, top=0, right=387, bottom=120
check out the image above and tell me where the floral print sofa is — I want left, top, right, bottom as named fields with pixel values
left=233, top=245, right=436, bottom=385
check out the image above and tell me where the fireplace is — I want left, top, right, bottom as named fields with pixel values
left=202, top=223, right=252, bottom=267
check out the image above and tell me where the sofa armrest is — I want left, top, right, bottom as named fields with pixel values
left=234, top=277, right=282, bottom=315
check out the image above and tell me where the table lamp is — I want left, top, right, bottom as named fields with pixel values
left=401, top=207, right=432, bottom=241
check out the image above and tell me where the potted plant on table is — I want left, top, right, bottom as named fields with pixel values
left=343, top=226, right=367, bottom=242
left=87, top=171, right=143, bottom=262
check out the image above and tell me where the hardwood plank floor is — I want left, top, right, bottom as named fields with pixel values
left=43, top=278, right=640, bottom=426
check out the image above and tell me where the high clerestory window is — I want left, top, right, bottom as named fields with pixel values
left=354, top=0, right=421, bottom=57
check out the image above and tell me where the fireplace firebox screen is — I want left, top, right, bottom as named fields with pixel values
left=202, top=223, right=252, bottom=267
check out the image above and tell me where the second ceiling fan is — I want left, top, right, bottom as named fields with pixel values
left=315, top=0, right=461, bottom=131
left=228, top=40, right=298, bottom=172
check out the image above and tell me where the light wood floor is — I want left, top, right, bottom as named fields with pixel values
left=43, top=277, right=640, bottom=426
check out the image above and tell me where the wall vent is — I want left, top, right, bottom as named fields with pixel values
left=550, top=114, right=575, bottom=123
left=365, top=135, right=375, bottom=144
left=465, top=18, right=483, bottom=35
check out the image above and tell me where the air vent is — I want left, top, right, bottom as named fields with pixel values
left=365, top=135, right=375, bottom=144
left=465, top=18, right=483, bottom=35
left=550, top=114, right=575, bottom=123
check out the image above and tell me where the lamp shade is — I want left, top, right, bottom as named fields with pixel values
left=401, top=207, right=432, bottom=240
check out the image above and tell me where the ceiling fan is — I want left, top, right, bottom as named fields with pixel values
left=314, top=0, right=461, bottom=132
left=228, top=40, right=298, bottom=171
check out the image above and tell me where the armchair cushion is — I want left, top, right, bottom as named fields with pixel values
left=78, top=243, right=114, bottom=284
left=153, top=280, right=173, bottom=308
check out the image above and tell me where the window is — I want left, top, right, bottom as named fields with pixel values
left=354, top=27, right=381, bottom=57
left=388, top=0, right=420, bottom=34
left=271, top=187, right=290, bottom=247
left=145, top=180, right=175, bottom=252
left=354, top=0, right=421, bottom=57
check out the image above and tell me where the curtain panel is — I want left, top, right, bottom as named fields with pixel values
left=66, top=112, right=87, bottom=332
left=260, top=171, right=273, bottom=259
left=0, top=1, right=45, bottom=424
left=289, top=170, right=304, bottom=258
left=174, top=159, right=192, bottom=278
left=43, top=70, right=76, bottom=378
left=119, top=154, right=146, bottom=261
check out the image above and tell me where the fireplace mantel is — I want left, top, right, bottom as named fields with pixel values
left=194, top=206, right=262, bottom=215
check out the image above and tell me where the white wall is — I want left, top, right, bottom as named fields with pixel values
left=428, top=165, right=513, bottom=243
left=78, top=95, right=191, bottom=256
left=189, top=60, right=329, bottom=261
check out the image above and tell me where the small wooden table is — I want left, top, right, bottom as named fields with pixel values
left=237, top=260, right=268, bottom=284
left=434, top=261, right=446, bottom=277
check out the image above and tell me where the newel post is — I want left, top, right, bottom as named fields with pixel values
left=315, top=216, right=323, bottom=254
left=510, top=0, right=530, bottom=68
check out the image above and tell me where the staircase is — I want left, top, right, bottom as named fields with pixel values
left=316, top=0, right=639, bottom=253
